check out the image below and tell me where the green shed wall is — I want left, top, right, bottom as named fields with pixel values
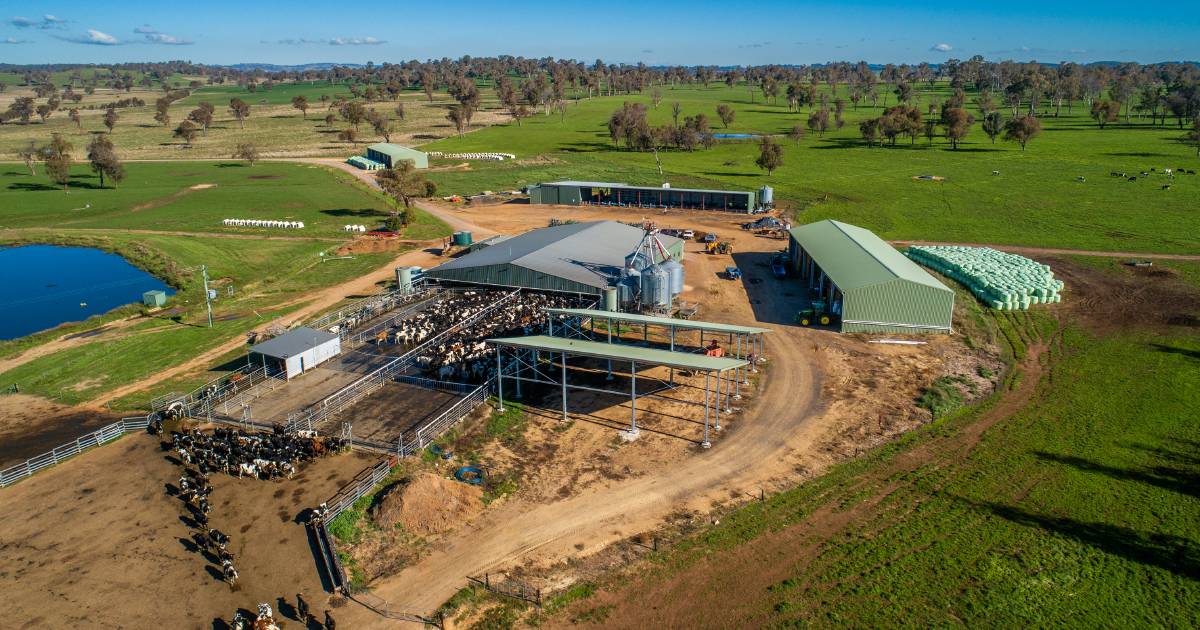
left=841, top=279, right=954, bottom=334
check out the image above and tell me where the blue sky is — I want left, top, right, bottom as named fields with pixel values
left=2, top=1, right=1197, bottom=66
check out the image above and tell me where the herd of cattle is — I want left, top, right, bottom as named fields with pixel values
left=160, top=424, right=345, bottom=589
left=374, top=290, right=582, bottom=382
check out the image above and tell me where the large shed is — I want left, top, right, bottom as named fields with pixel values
left=528, top=181, right=756, bottom=212
left=249, top=327, right=341, bottom=380
left=365, top=143, right=429, bottom=169
left=787, top=220, right=954, bottom=334
left=424, top=221, right=683, bottom=295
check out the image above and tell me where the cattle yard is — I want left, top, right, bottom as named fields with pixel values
left=0, top=200, right=1006, bottom=629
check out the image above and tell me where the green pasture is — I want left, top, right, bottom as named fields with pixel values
left=419, top=83, right=1200, bottom=254
left=0, top=161, right=431, bottom=238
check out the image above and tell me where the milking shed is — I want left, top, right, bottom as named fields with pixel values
left=248, top=327, right=341, bottom=380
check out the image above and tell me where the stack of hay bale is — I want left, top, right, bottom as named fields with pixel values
left=906, top=245, right=1064, bottom=310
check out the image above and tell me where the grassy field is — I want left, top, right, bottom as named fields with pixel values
left=0, top=160, right=442, bottom=239
left=0, top=160, right=450, bottom=405
left=417, top=83, right=1200, bottom=254
left=0, top=76, right=501, bottom=160
left=531, top=266, right=1200, bottom=628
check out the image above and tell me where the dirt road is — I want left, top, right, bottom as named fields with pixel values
left=891, top=240, right=1200, bottom=261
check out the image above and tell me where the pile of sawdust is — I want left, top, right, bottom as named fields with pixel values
left=372, top=473, right=484, bottom=536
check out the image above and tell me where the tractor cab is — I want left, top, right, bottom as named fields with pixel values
left=795, top=299, right=838, bottom=327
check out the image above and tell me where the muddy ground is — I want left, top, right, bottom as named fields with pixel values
left=0, top=395, right=123, bottom=469
left=0, top=431, right=376, bottom=628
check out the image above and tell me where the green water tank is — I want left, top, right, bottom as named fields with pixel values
left=143, top=290, right=167, bottom=308
left=452, top=231, right=473, bottom=246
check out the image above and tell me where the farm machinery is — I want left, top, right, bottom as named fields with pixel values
left=706, top=241, right=733, bottom=254
left=795, top=299, right=837, bottom=327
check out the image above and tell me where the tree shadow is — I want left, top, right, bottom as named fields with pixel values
left=1104, top=151, right=1179, bottom=158
left=699, top=171, right=759, bottom=178
left=960, top=496, right=1200, bottom=579
left=7, top=182, right=59, bottom=192
left=1149, top=343, right=1200, bottom=362
left=320, top=208, right=387, bottom=217
left=1033, top=451, right=1200, bottom=500
left=215, top=163, right=247, bottom=168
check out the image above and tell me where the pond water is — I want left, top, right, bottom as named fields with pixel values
left=0, top=245, right=174, bottom=340
left=713, top=133, right=759, bottom=139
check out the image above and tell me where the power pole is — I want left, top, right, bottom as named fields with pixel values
left=201, top=265, right=213, bottom=328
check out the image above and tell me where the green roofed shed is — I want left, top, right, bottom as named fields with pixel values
left=365, top=143, right=428, bottom=169
left=788, top=220, right=954, bottom=334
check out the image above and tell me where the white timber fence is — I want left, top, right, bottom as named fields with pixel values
left=0, top=415, right=151, bottom=488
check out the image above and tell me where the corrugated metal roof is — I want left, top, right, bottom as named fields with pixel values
left=488, top=335, right=747, bottom=371
left=250, top=327, right=338, bottom=359
left=367, top=143, right=425, bottom=158
left=544, top=308, right=772, bottom=335
left=788, top=220, right=951, bottom=292
left=427, top=221, right=682, bottom=290
left=543, top=180, right=629, bottom=188
left=542, top=181, right=754, bottom=196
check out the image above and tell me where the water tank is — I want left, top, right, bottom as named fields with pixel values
left=603, top=287, right=618, bottom=312
left=396, top=266, right=414, bottom=294
left=452, top=231, right=473, bottom=246
left=662, top=260, right=685, bottom=295
left=759, top=185, right=774, bottom=206
left=640, top=265, right=670, bottom=307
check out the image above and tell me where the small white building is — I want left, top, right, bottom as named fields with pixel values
left=249, top=327, right=341, bottom=380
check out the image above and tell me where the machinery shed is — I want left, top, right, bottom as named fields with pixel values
left=788, top=220, right=954, bottom=334
left=364, top=143, right=429, bottom=169
left=529, top=181, right=757, bottom=212
left=249, top=327, right=342, bottom=380
left=424, top=221, right=683, bottom=295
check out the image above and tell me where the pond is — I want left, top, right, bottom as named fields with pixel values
left=0, top=245, right=174, bottom=340
left=713, top=133, right=760, bottom=139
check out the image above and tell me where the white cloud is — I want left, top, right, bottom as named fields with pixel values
left=133, top=25, right=158, bottom=34
left=931, top=43, right=953, bottom=52
left=329, top=36, right=385, bottom=46
left=12, top=14, right=69, bottom=29
left=145, top=32, right=192, bottom=45
left=2, top=36, right=31, bottom=44
left=56, top=29, right=122, bottom=45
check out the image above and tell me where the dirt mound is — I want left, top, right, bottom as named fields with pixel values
left=372, top=473, right=483, bottom=536
left=1044, top=257, right=1200, bottom=334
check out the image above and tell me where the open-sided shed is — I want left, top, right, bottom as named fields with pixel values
left=788, top=220, right=954, bottom=334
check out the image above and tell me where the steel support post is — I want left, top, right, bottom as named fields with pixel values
left=496, top=351, right=505, bottom=412
left=669, top=325, right=676, bottom=385
left=702, top=371, right=711, bottom=448
left=630, top=361, right=638, bottom=434
left=713, top=370, right=721, bottom=431
left=606, top=325, right=613, bottom=380
left=561, top=352, right=568, bottom=421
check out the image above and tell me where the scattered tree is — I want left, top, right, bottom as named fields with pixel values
left=1004, top=115, right=1042, bottom=151
left=859, top=118, right=880, bottom=147
left=324, top=112, right=336, bottom=127
left=229, top=98, right=251, bottom=129
left=1185, top=116, right=1200, bottom=157
left=17, top=140, right=41, bottom=175
left=671, top=102, right=682, bottom=128
left=188, top=103, right=214, bottom=133
left=942, top=107, right=974, bottom=149
left=1090, top=99, right=1120, bottom=129
left=232, top=142, right=259, bottom=166
left=651, top=87, right=663, bottom=109
left=395, top=102, right=405, bottom=121
left=807, top=108, right=831, bottom=136
left=716, top=104, right=736, bottom=129
left=377, top=160, right=437, bottom=208
left=102, top=108, right=119, bottom=133
left=755, top=136, right=784, bottom=175
left=981, top=111, right=1003, bottom=144
left=337, top=128, right=358, bottom=143
left=787, top=125, right=805, bottom=144
left=446, top=105, right=469, bottom=136
left=68, top=108, right=81, bottom=130
left=367, top=109, right=393, bottom=141
left=36, top=104, right=54, bottom=123
left=87, top=134, right=124, bottom=188
left=44, top=133, right=74, bottom=191
left=174, top=120, right=198, bottom=146
left=291, top=95, right=309, bottom=119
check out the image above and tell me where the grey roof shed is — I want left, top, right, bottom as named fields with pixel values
left=425, top=221, right=683, bottom=294
left=250, top=327, right=339, bottom=359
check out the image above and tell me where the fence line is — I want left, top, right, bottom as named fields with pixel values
left=348, top=290, right=444, bottom=346
left=468, top=573, right=543, bottom=608
left=286, top=290, right=519, bottom=433
left=0, top=415, right=151, bottom=488
left=307, top=283, right=434, bottom=333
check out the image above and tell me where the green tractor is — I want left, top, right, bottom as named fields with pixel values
left=795, top=299, right=837, bottom=327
